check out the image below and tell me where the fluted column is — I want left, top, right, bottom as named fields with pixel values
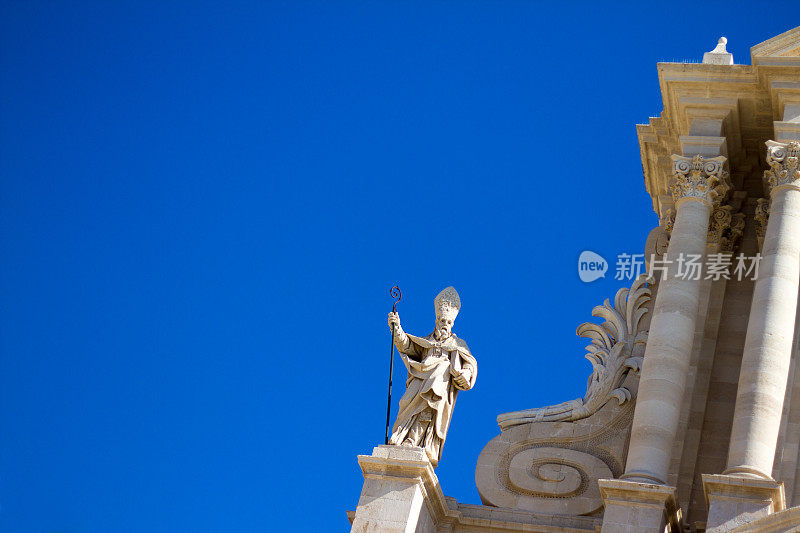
left=725, top=141, right=800, bottom=479
left=623, top=155, right=730, bottom=484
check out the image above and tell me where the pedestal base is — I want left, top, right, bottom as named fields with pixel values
left=703, top=474, right=785, bottom=532
left=350, top=445, right=439, bottom=533
left=598, top=478, right=680, bottom=533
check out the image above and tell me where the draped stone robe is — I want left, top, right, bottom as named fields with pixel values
left=389, top=331, right=477, bottom=465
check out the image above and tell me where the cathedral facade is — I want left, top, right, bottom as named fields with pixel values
left=350, top=27, right=800, bottom=533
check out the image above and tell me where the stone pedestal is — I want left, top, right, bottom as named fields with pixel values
left=702, top=474, right=785, bottom=532
left=598, top=479, right=680, bottom=533
left=350, top=445, right=438, bottom=533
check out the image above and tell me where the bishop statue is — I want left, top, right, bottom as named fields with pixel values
left=386, top=287, right=477, bottom=466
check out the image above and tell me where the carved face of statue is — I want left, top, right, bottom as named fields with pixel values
left=434, top=314, right=454, bottom=340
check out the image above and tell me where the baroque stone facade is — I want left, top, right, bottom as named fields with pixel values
left=349, top=27, right=800, bottom=533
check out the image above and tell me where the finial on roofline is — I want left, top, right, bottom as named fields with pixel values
left=703, top=36, right=733, bottom=65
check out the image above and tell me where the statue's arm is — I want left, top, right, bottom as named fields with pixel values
left=388, top=312, right=421, bottom=358
left=393, top=328, right=412, bottom=353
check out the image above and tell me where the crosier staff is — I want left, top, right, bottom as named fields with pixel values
left=385, top=286, right=402, bottom=445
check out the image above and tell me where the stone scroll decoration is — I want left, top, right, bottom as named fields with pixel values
left=476, top=275, right=653, bottom=516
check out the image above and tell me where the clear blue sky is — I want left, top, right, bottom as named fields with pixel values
left=0, top=2, right=791, bottom=532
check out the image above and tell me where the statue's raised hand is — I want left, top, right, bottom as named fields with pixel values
left=388, top=311, right=401, bottom=333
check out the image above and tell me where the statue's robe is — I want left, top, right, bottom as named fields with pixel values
left=389, top=331, right=477, bottom=465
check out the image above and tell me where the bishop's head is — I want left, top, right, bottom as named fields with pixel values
left=434, top=286, right=461, bottom=340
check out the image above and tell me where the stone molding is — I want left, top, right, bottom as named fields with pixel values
left=765, top=141, right=800, bottom=194
left=671, top=154, right=731, bottom=207
left=703, top=474, right=786, bottom=533
left=598, top=478, right=678, bottom=507
left=727, top=506, right=800, bottom=532
left=598, top=478, right=681, bottom=532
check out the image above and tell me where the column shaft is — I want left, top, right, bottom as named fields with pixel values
left=726, top=185, right=800, bottom=478
left=624, top=198, right=711, bottom=483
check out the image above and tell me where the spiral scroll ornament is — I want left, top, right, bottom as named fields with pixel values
left=476, top=400, right=634, bottom=515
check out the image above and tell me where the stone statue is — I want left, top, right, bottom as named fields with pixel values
left=386, top=286, right=477, bottom=466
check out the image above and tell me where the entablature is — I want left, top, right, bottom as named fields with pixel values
left=637, top=28, right=800, bottom=219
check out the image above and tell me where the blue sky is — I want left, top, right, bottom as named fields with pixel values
left=0, top=2, right=792, bottom=532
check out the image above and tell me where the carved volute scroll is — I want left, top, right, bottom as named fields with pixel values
left=476, top=275, right=654, bottom=516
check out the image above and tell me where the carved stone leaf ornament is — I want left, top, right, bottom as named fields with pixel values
left=708, top=203, right=745, bottom=252
left=765, top=140, right=800, bottom=192
left=497, top=274, right=653, bottom=429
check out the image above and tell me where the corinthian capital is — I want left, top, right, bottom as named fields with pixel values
left=671, top=154, right=731, bottom=207
left=707, top=206, right=745, bottom=252
left=765, top=141, right=800, bottom=194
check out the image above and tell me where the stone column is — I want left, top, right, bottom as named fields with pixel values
left=703, top=141, right=800, bottom=531
left=623, top=154, right=730, bottom=484
left=725, top=141, right=800, bottom=478
left=600, top=155, right=729, bottom=533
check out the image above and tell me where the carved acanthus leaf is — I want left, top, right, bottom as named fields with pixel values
left=497, top=274, right=653, bottom=430
left=764, top=141, right=800, bottom=193
left=671, top=154, right=730, bottom=207
left=708, top=203, right=745, bottom=252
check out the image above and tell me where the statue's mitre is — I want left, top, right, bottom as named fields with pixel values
left=435, top=286, right=461, bottom=320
